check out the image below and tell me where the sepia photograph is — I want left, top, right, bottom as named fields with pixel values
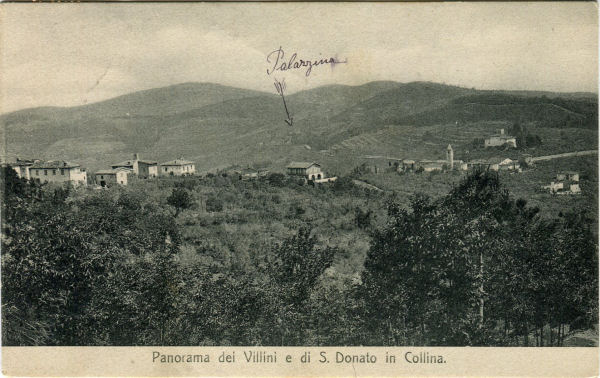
left=0, top=2, right=598, bottom=375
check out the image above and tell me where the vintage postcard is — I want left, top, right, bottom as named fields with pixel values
left=0, top=2, right=598, bottom=377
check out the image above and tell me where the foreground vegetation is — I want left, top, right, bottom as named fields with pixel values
left=1, top=167, right=597, bottom=346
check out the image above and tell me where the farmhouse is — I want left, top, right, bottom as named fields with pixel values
left=485, top=129, right=517, bottom=148
left=95, top=168, right=131, bottom=187
left=286, top=162, right=324, bottom=180
left=160, top=158, right=196, bottom=176
left=29, top=160, right=87, bottom=185
left=112, top=153, right=158, bottom=178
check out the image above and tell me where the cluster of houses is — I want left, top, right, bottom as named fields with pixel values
left=95, top=154, right=195, bottom=187
left=9, top=154, right=196, bottom=188
left=7, top=154, right=337, bottom=188
left=365, top=144, right=522, bottom=175
left=542, top=172, right=581, bottom=195
left=4, top=133, right=582, bottom=197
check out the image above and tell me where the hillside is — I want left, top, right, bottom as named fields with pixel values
left=1, top=81, right=597, bottom=173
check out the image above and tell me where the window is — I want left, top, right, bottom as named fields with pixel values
left=36, top=170, right=39, bottom=176
left=60, top=169, right=64, bottom=175
left=100, top=175, right=104, bottom=180
left=53, top=169, right=56, bottom=175
left=165, top=167, right=168, bottom=172
left=44, top=170, right=48, bottom=176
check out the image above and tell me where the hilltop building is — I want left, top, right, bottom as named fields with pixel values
left=286, top=162, right=324, bottom=180
left=29, top=160, right=87, bottom=185
left=112, top=153, right=158, bottom=178
left=485, top=129, right=517, bottom=148
left=95, top=168, right=131, bottom=187
left=160, top=158, right=196, bottom=176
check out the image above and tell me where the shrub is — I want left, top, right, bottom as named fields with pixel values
left=206, top=197, right=224, bottom=212
left=267, top=173, right=286, bottom=187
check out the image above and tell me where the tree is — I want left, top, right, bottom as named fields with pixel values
left=166, top=188, right=193, bottom=216
left=262, top=226, right=336, bottom=345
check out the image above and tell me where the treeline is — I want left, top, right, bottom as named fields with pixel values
left=1, top=167, right=597, bottom=346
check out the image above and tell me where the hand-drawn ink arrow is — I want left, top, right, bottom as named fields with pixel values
left=274, top=78, right=293, bottom=126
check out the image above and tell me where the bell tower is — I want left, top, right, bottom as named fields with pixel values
left=446, top=144, right=454, bottom=170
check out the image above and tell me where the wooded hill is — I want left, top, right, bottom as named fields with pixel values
left=1, top=81, right=596, bottom=173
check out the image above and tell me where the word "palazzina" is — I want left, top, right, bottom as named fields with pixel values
left=267, top=46, right=346, bottom=77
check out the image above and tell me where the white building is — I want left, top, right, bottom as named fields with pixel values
left=485, top=129, right=517, bottom=148
left=112, top=153, right=158, bottom=178
left=286, top=162, right=324, bottom=180
left=160, top=159, right=196, bottom=176
left=29, top=160, right=87, bottom=186
left=95, top=168, right=131, bottom=187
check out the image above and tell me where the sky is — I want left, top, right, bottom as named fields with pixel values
left=1, top=2, right=597, bottom=113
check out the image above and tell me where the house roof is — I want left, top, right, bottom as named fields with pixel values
left=112, top=159, right=157, bottom=167
left=31, top=160, right=80, bottom=169
left=419, top=160, right=445, bottom=167
left=487, top=134, right=516, bottom=140
left=287, top=162, right=320, bottom=169
left=161, top=159, right=195, bottom=166
left=13, top=159, right=38, bottom=166
left=95, top=170, right=118, bottom=175
left=95, top=168, right=131, bottom=175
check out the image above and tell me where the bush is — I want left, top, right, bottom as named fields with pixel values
left=332, top=176, right=355, bottom=192
left=267, top=173, right=286, bottom=187
left=206, top=197, right=224, bottom=212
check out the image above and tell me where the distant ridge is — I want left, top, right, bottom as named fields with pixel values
left=1, top=81, right=597, bottom=174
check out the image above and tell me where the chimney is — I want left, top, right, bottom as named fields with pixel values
left=500, top=129, right=505, bottom=135
left=133, top=153, right=139, bottom=161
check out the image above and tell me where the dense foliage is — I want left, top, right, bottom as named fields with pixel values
left=1, top=167, right=597, bottom=346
